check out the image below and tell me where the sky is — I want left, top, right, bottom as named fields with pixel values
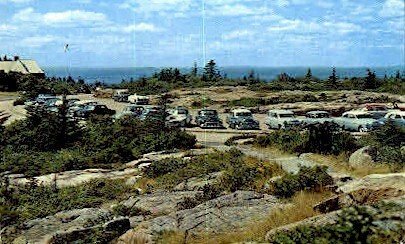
left=0, top=0, right=404, bottom=68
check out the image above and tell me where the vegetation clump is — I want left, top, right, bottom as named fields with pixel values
left=256, top=122, right=358, bottom=156
left=271, top=166, right=333, bottom=198
left=360, top=121, right=405, bottom=170
left=270, top=206, right=402, bottom=244
left=0, top=108, right=196, bottom=177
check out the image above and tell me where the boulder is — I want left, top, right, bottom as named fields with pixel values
left=10, top=208, right=131, bottom=244
left=349, top=146, right=377, bottom=168
left=120, top=191, right=201, bottom=216
left=133, top=191, right=285, bottom=237
left=338, top=173, right=405, bottom=193
left=314, top=188, right=404, bottom=213
left=173, top=172, right=223, bottom=191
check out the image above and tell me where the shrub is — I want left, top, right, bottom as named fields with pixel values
left=111, top=204, right=151, bottom=217
left=272, top=166, right=333, bottom=198
left=256, top=123, right=358, bottom=155
left=271, top=206, right=383, bottom=244
left=360, top=121, right=405, bottom=169
left=177, top=184, right=222, bottom=210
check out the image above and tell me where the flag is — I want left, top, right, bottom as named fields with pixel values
left=64, top=44, right=69, bottom=52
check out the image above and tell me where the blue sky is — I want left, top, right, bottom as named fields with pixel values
left=0, top=0, right=404, bottom=67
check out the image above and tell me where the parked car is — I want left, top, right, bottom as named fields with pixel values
left=334, top=111, right=377, bottom=132
left=112, top=90, right=129, bottom=102
left=195, top=109, right=224, bottom=129
left=226, top=109, right=260, bottom=130
left=265, top=109, right=301, bottom=129
left=114, top=105, right=145, bottom=120
left=375, top=111, right=405, bottom=129
left=128, top=94, right=150, bottom=105
left=303, top=111, right=333, bottom=125
left=358, top=104, right=389, bottom=119
left=167, top=106, right=192, bottom=127
left=75, top=104, right=115, bottom=118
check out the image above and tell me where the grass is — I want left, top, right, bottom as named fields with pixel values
left=305, top=153, right=394, bottom=178
left=159, top=191, right=333, bottom=244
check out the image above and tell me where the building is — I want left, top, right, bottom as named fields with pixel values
left=0, top=56, right=44, bottom=77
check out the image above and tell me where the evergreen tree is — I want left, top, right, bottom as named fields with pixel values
left=305, top=68, right=313, bottom=83
left=328, top=67, right=338, bottom=88
left=203, top=60, right=221, bottom=82
left=191, top=62, right=198, bottom=77
left=365, top=69, right=377, bottom=89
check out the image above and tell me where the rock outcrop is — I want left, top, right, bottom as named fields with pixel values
left=349, top=146, right=377, bottom=168
left=120, top=191, right=284, bottom=241
left=9, top=208, right=130, bottom=244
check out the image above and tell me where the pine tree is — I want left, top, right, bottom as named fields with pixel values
left=328, top=67, right=338, bottom=88
left=365, top=69, right=377, bottom=89
left=305, top=68, right=313, bottom=83
left=203, top=60, right=221, bottom=82
left=191, top=62, right=198, bottom=77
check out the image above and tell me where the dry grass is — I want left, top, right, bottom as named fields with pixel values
left=306, top=153, right=393, bottom=178
left=160, top=191, right=332, bottom=244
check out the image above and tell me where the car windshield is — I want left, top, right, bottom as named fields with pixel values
left=177, top=109, right=188, bottom=115
left=357, top=114, right=372, bottom=119
left=236, top=112, right=252, bottom=117
left=310, top=113, right=329, bottom=118
left=367, top=106, right=387, bottom=111
left=279, top=114, right=294, bottom=118
left=202, top=110, right=217, bottom=116
left=86, top=105, right=95, bottom=110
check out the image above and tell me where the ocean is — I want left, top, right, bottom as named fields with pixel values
left=44, top=66, right=404, bottom=84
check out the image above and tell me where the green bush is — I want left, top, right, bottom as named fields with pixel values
left=177, top=184, right=222, bottom=210
left=256, top=123, right=358, bottom=155
left=111, top=204, right=151, bottom=217
left=272, top=166, right=333, bottom=198
left=360, top=121, right=405, bottom=169
left=0, top=178, right=135, bottom=226
left=271, top=206, right=392, bottom=244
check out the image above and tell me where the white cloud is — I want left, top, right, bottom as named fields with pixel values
left=222, top=29, right=255, bottom=40
left=379, top=0, right=405, bottom=17
left=121, top=23, right=162, bottom=32
left=20, top=35, right=57, bottom=47
left=13, top=8, right=108, bottom=26
left=120, top=0, right=192, bottom=15
left=0, top=24, right=17, bottom=32
left=0, top=0, right=33, bottom=4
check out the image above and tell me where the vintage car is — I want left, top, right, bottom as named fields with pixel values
left=375, top=111, right=405, bottom=129
left=167, top=106, right=192, bottom=127
left=358, top=104, right=389, bottom=119
left=75, top=104, right=115, bottom=118
left=265, top=109, right=301, bottom=129
left=139, top=107, right=183, bottom=128
left=114, top=105, right=145, bottom=120
left=333, top=111, right=377, bottom=132
left=302, top=111, right=333, bottom=125
left=195, top=109, right=224, bottom=129
left=128, top=94, right=150, bottom=105
left=226, top=108, right=260, bottom=130
left=112, top=90, right=129, bottom=102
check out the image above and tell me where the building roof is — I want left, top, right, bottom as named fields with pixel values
left=0, top=59, right=44, bottom=74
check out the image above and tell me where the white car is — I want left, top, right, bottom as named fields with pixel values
left=167, top=106, right=192, bottom=126
left=334, top=111, right=377, bottom=132
left=128, top=94, right=150, bottom=105
left=265, top=109, right=301, bottom=129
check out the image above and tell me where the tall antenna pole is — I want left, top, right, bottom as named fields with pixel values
left=202, top=0, right=206, bottom=65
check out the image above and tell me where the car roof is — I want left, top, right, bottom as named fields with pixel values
left=306, top=110, right=329, bottom=115
left=386, top=111, right=405, bottom=116
left=268, top=109, right=294, bottom=114
left=343, top=111, right=371, bottom=115
left=233, top=108, right=252, bottom=113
